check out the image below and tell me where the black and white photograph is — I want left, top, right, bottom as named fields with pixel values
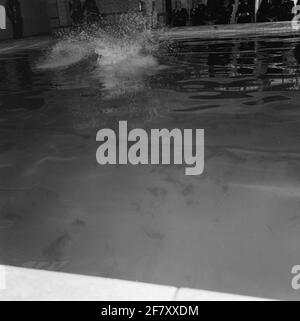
left=0, top=0, right=300, bottom=304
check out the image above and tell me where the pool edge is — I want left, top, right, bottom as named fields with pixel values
left=0, top=265, right=271, bottom=301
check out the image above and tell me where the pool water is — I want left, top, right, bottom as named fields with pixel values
left=1, top=26, right=300, bottom=300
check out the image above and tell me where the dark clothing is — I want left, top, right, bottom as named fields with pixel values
left=236, top=2, right=252, bottom=23
left=256, top=0, right=290, bottom=22
left=172, top=8, right=188, bottom=27
left=256, top=0, right=278, bottom=22
left=83, top=0, right=100, bottom=24
left=11, top=19, right=22, bottom=39
left=206, top=0, right=219, bottom=21
left=223, top=3, right=234, bottom=24
left=256, top=0, right=272, bottom=22
left=190, top=5, right=206, bottom=26
left=278, top=1, right=294, bottom=21
left=5, top=0, right=23, bottom=39
left=215, top=2, right=233, bottom=24
left=69, top=0, right=83, bottom=25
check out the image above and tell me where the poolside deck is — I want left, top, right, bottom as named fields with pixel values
left=161, top=21, right=300, bottom=40
left=0, top=265, right=269, bottom=301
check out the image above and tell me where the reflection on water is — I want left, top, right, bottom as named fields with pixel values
left=1, top=31, right=300, bottom=300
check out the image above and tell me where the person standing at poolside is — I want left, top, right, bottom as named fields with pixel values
left=190, top=0, right=207, bottom=26
left=151, top=1, right=158, bottom=28
left=223, top=0, right=234, bottom=24
left=140, top=1, right=158, bottom=29
left=172, top=1, right=188, bottom=27
left=236, top=0, right=252, bottom=23
left=256, top=0, right=272, bottom=22
left=278, top=0, right=294, bottom=21
left=69, top=0, right=84, bottom=26
left=83, top=0, right=100, bottom=24
left=5, top=0, right=23, bottom=39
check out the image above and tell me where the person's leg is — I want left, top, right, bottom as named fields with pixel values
left=20, top=19, right=23, bottom=38
left=16, top=19, right=23, bottom=39
left=12, top=22, right=18, bottom=39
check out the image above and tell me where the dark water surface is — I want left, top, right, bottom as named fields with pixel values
left=1, top=30, right=300, bottom=300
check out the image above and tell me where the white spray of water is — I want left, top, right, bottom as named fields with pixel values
left=37, top=12, right=159, bottom=70
left=36, top=12, right=163, bottom=97
left=36, top=40, right=92, bottom=70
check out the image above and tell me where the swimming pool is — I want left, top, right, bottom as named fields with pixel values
left=1, top=23, right=300, bottom=300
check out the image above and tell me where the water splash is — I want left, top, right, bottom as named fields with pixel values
left=36, top=12, right=160, bottom=70
left=36, top=38, right=93, bottom=70
left=36, top=11, right=163, bottom=97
